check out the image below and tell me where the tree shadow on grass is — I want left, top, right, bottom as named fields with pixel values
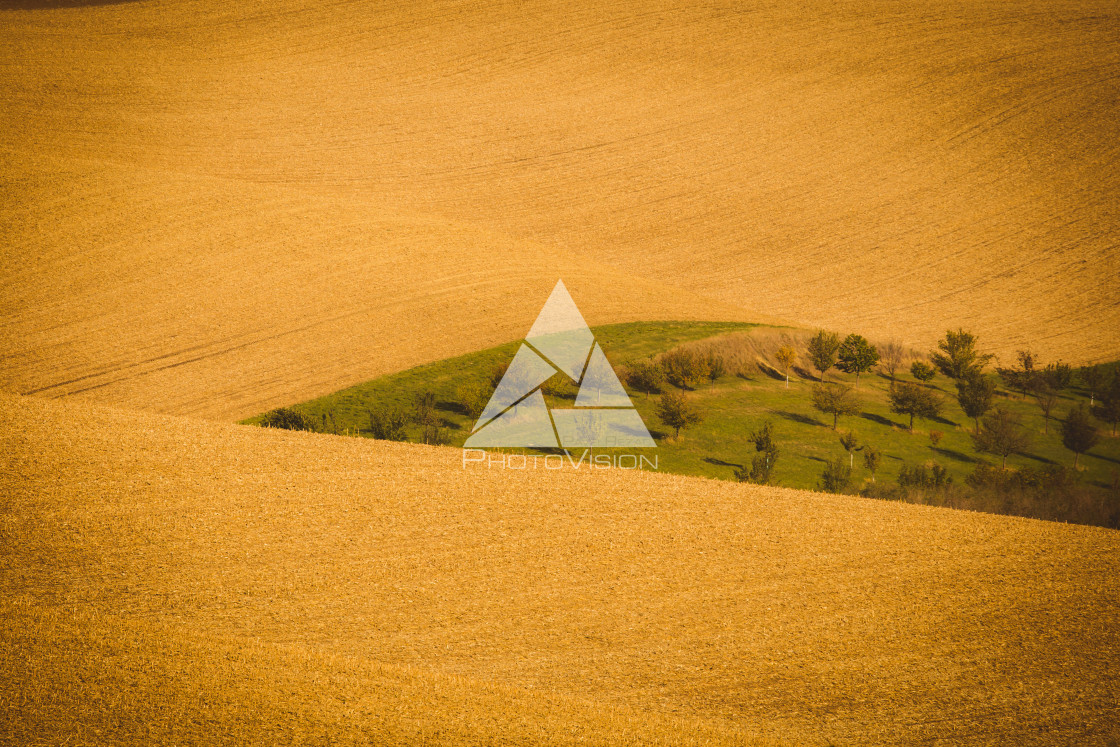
left=861, top=412, right=900, bottom=428
left=704, top=457, right=743, bottom=469
left=1088, top=451, right=1120, bottom=466
left=1021, top=451, right=1057, bottom=465
left=931, top=447, right=978, bottom=464
left=757, top=363, right=785, bottom=382
left=775, top=410, right=824, bottom=427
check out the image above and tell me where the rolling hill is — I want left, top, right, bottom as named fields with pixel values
left=2, top=0, right=1119, bottom=420
left=3, top=391, right=1119, bottom=745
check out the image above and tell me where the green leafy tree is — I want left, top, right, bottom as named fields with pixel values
left=1060, top=405, right=1100, bottom=469
left=625, top=359, right=666, bottom=399
left=956, top=372, right=997, bottom=432
left=736, top=421, right=779, bottom=484
left=456, top=383, right=489, bottom=419
left=1031, top=381, right=1059, bottom=434
left=704, top=351, right=726, bottom=381
left=811, top=382, right=860, bottom=430
left=368, top=407, right=409, bottom=441
left=1080, top=363, right=1108, bottom=407
left=910, top=360, right=936, bottom=385
left=818, top=457, right=852, bottom=493
left=997, top=350, right=1035, bottom=399
left=774, top=345, right=798, bottom=388
left=657, top=389, right=703, bottom=440
left=836, top=334, right=880, bottom=386
left=807, top=330, right=841, bottom=382
left=888, top=382, right=943, bottom=432
left=930, top=329, right=993, bottom=380
left=863, top=445, right=882, bottom=482
left=660, top=349, right=710, bottom=390
left=1038, top=361, right=1072, bottom=392
left=972, top=406, right=1031, bottom=469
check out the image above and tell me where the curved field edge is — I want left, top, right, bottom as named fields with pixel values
left=4, top=392, right=1120, bottom=745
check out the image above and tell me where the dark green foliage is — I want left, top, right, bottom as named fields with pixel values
left=817, top=456, right=852, bottom=493
left=971, top=407, right=1031, bottom=469
left=660, top=349, right=710, bottom=390
left=807, top=330, right=841, bottom=381
left=956, top=372, right=996, bottom=431
left=1038, top=362, right=1072, bottom=391
left=625, top=359, right=666, bottom=398
left=412, top=390, right=440, bottom=427
left=1095, top=374, right=1120, bottom=436
left=997, top=350, right=1035, bottom=399
left=420, top=423, right=449, bottom=446
left=704, top=351, right=726, bottom=381
left=909, top=360, right=936, bottom=384
left=736, top=421, right=779, bottom=484
left=811, top=382, right=859, bottom=430
left=898, top=462, right=951, bottom=491
left=489, top=363, right=509, bottom=389
left=1079, top=363, right=1108, bottom=406
left=930, top=329, right=993, bottom=380
left=261, top=408, right=316, bottom=432
left=1031, top=381, right=1059, bottom=434
left=1060, top=405, right=1099, bottom=468
left=838, top=430, right=860, bottom=468
left=836, top=334, right=879, bottom=385
left=456, top=383, right=489, bottom=419
left=863, top=445, right=882, bottom=481
left=657, top=389, right=702, bottom=439
left=368, top=407, right=408, bottom=441
left=888, top=382, right=942, bottom=432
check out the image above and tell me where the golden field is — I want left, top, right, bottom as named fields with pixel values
left=3, top=392, right=1119, bottom=745
left=3, top=0, right=1120, bottom=744
left=2, top=0, right=1119, bottom=419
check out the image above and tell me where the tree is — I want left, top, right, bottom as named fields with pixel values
left=1080, top=363, right=1108, bottom=407
left=261, top=407, right=316, bottom=432
left=413, top=390, right=440, bottom=427
left=811, top=382, right=860, bottom=430
left=1095, top=374, right=1120, bottom=436
left=625, top=359, right=666, bottom=399
left=838, top=430, right=861, bottom=469
left=972, top=407, right=1031, bottom=469
left=657, top=389, right=702, bottom=440
left=880, top=341, right=904, bottom=382
left=1031, top=381, right=1059, bottom=434
left=956, top=372, right=996, bottom=432
left=737, top=421, right=779, bottom=484
left=774, top=345, right=798, bottom=388
left=930, top=328, right=993, bottom=380
left=910, top=361, right=936, bottom=385
left=888, top=382, right=943, bottom=432
left=997, top=350, right=1035, bottom=399
left=660, top=349, right=710, bottom=390
left=1060, top=405, right=1100, bottom=469
left=807, top=330, right=841, bottom=382
left=863, top=445, right=881, bottom=482
left=368, top=407, right=408, bottom=441
left=836, top=334, right=880, bottom=386
left=818, top=457, right=852, bottom=493
left=456, top=383, right=489, bottom=419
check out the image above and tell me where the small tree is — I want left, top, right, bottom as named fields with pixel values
left=818, top=457, right=852, bottom=493
left=774, top=345, right=798, bottom=388
left=929, top=430, right=943, bottom=446
left=838, top=430, right=861, bottom=469
left=930, top=328, right=993, bottom=380
left=880, top=341, right=904, bottom=382
left=1095, top=374, right=1120, bottom=436
left=660, top=349, right=710, bottom=390
left=261, top=407, right=316, bottom=432
left=625, top=359, right=666, bottom=399
left=807, top=330, right=841, bottom=382
left=413, top=390, right=440, bottom=427
left=737, top=421, right=779, bottom=484
left=1080, top=363, right=1107, bottom=406
left=888, top=382, right=942, bottom=432
left=956, top=371, right=996, bottom=432
left=657, top=389, right=702, bottom=440
left=704, top=351, right=726, bottom=381
left=1031, top=381, right=1059, bottom=434
left=1038, top=362, right=1073, bottom=392
left=863, top=445, right=881, bottom=482
left=369, top=407, right=409, bottom=441
left=971, top=407, right=1031, bottom=469
left=1060, top=405, right=1100, bottom=469
left=456, top=383, right=490, bottom=419
left=836, top=334, right=880, bottom=386
left=997, top=350, right=1036, bottom=399
left=811, top=382, right=860, bottom=430
left=910, top=361, right=936, bottom=385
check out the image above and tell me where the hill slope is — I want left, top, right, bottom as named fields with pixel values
left=3, top=0, right=1119, bottom=421
left=3, top=392, right=1118, bottom=745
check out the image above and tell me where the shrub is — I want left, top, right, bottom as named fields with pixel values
left=898, top=461, right=952, bottom=491
left=625, top=359, right=666, bottom=398
left=929, top=430, right=943, bottom=446
left=261, top=408, right=316, bottom=432
left=368, top=407, right=409, bottom=441
left=456, top=383, right=490, bottom=419
left=910, top=360, right=936, bottom=384
left=818, top=457, right=852, bottom=493
left=736, top=421, right=778, bottom=484
left=704, top=351, right=726, bottom=381
left=863, top=445, right=882, bottom=481
left=660, top=349, right=710, bottom=390
left=656, top=389, right=703, bottom=439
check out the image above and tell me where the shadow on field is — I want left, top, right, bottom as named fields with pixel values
left=774, top=410, right=823, bottom=427
left=861, top=412, right=899, bottom=428
left=704, top=457, right=743, bottom=469
left=932, top=447, right=978, bottom=464
left=1022, top=451, right=1057, bottom=465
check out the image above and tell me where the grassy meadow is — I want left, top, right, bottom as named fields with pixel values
left=252, top=322, right=1120, bottom=525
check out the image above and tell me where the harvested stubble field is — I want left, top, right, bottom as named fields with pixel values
left=2, top=0, right=1119, bottom=421
left=3, top=392, right=1120, bottom=745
